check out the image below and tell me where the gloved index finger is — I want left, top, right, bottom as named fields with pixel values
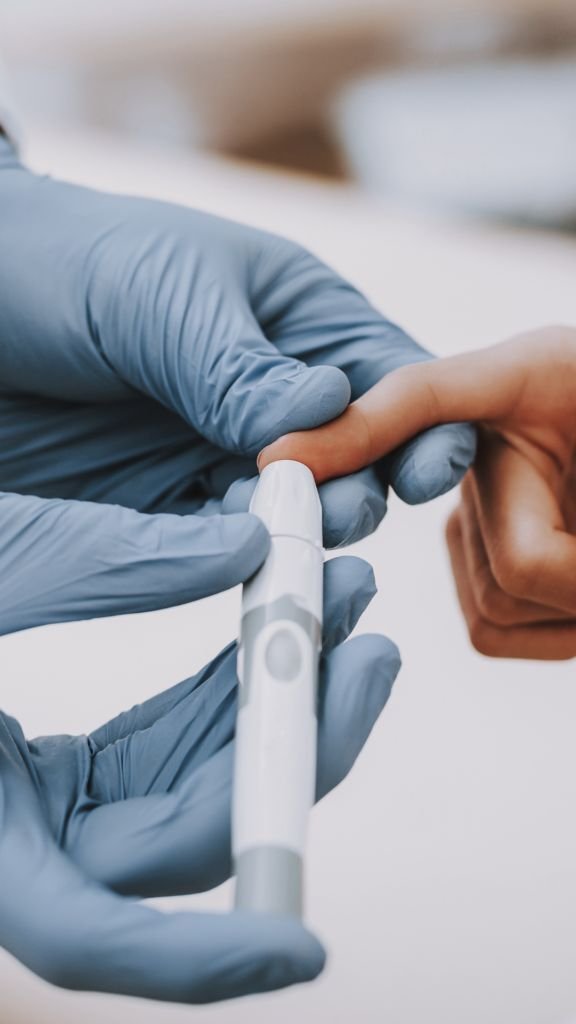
left=0, top=490, right=269, bottom=636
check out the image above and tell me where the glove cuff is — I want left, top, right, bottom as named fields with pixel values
left=0, top=129, right=21, bottom=169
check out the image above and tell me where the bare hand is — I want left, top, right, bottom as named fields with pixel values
left=260, top=326, right=576, bottom=659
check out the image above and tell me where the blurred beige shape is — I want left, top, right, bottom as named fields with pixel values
left=2, top=0, right=576, bottom=169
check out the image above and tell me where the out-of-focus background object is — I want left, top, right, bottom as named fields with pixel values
left=336, top=60, right=576, bottom=225
left=3, top=0, right=576, bottom=221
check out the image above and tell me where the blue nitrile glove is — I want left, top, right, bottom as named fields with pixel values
left=0, top=135, right=475, bottom=552
left=0, top=556, right=399, bottom=1003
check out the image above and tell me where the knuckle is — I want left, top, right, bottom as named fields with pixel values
left=490, top=541, right=540, bottom=599
left=445, top=509, right=460, bottom=545
left=468, top=615, right=501, bottom=658
left=475, top=574, right=521, bottom=627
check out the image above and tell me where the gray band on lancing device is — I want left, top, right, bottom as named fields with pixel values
left=239, top=595, right=321, bottom=710
left=235, top=846, right=303, bottom=917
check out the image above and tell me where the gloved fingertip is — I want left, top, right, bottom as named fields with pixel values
left=323, top=555, right=377, bottom=650
left=238, top=913, right=326, bottom=988
left=265, top=919, right=326, bottom=984
left=296, top=932, right=327, bottom=982
left=396, top=458, right=455, bottom=505
left=316, top=632, right=401, bottom=798
left=298, top=364, right=351, bottom=427
left=223, top=513, right=270, bottom=576
left=320, top=472, right=388, bottom=549
left=324, top=553, right=376, bottom=589
left=371, top=633, right=402, bottom=683
left=248, top=364, right=351, bottom=454
left=391, top=424, right=476, bottom=505
left=349, top=557, right=377, bottom=604
left=222, top=476, right=259, bottom=515
left=352, top=632, right=401, bottom=683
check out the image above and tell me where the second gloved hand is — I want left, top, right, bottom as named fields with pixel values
left=0, top=556, right=400, bottom=1003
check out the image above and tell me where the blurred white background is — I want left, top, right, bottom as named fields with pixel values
left=1, top=1, right=576, bottom=1022
left=3, top=0, right=576, bottom=199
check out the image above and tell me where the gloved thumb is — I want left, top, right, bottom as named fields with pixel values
left=210, top=319, right=352, bottom=453
left=0, top=491, right=269, bottom=635
left=95, top=273, right=352, bottom=455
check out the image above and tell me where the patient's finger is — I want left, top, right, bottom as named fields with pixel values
left=459, top=476, right=574, bottom=626
left=469, top=435, right=576, bottom=616
left=446, top=508, right=576, bottom=660
left=258, top=344, right=510, bottom=481
left=258, top=331, right=576, bottom=484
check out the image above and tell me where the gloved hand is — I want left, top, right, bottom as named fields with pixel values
left=0, top=557, right=399, bottom=1003
left=0, top=134, right=475, bottom=564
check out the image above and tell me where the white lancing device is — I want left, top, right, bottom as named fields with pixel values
left=233, top=460, right=323, bottom=918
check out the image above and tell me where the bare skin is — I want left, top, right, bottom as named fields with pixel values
left=259, top=326, right=576, bottom=660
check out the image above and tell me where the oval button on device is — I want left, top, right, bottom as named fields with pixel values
left=265, top=628, right=302, bottom=682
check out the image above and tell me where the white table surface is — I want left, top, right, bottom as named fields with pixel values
left=1, top=127, right=576, bottom=1024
